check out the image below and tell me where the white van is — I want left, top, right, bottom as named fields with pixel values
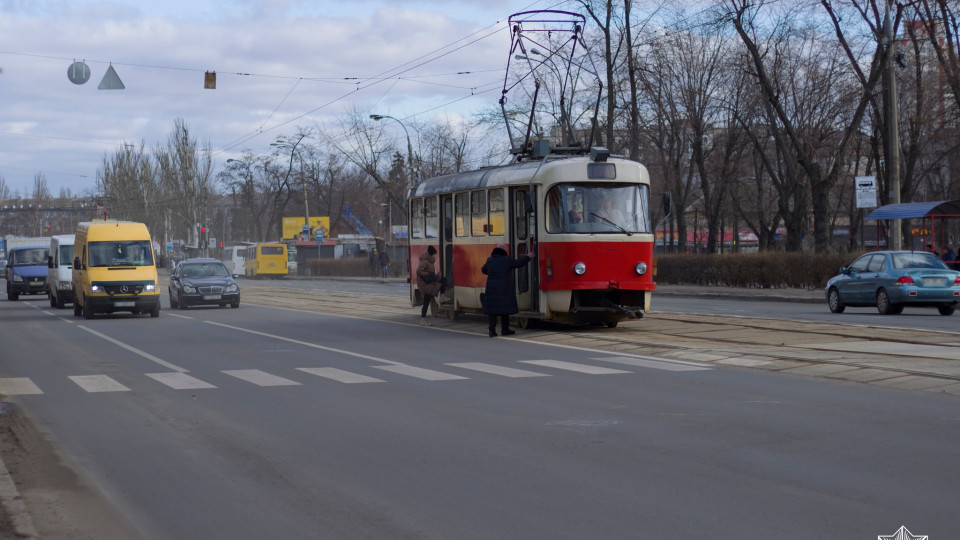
left=47, top=234, right=75, bottom=308
left=220, top=245, right=249, bottom=277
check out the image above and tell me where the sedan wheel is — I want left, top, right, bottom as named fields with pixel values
left=876, top=288, right=900, bottom=315
left=938, top=304, right=956, bottom=316
left=169, top=293, right=178, bottom=309
left=827, top=288, right=845, bottom=313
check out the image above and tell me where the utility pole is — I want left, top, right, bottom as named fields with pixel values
left=885, top=0, right=902, bottom=249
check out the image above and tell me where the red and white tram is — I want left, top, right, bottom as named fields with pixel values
left=407, top=147, right=656, bottom=328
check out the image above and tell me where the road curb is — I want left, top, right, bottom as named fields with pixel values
left=0, top=403, right=39, bottom=539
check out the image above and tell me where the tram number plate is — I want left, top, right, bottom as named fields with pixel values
left=114, top=301, right=135, bottom=307
left=202, top=294, right=221, bottom=301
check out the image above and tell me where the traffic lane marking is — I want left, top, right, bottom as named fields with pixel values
left=77, top=325, right=188, bottom=373
left=204, top=320, right=401, bottom=365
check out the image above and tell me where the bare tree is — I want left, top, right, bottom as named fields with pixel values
left=96, top=142, right=157, bottom=230
left=723, top=0, right=882, bottom=252
left=154, top=118, right=214, bottom=246
left=219, top=151, right=275, bottom=241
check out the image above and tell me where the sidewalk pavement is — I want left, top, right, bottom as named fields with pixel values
left=654, top=284, right=824, bottom=303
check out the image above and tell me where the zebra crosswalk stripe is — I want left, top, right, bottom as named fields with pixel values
left=146, top=372, right=217, bottom=390
left=374, top=364, right=468, bottom=381
left=296, top=367, right=385, bottom=384
left=0, top=378, right=43, bottom=395
left=520, top=360, right=631, bottom=375
left=68, top=375, right=131, bottom=392
left=222, top=369, right=301, bottom=387
left=447, top=363, right=550, bottom=378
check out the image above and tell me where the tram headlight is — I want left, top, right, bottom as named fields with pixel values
left=573, top=262, right=586, bottom=275
left=635, top=262, right=648, bottom=275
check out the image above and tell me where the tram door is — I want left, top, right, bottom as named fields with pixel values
left=440, top=195, right=454, bottom=295
left=512, top=188, right=537, bottom=311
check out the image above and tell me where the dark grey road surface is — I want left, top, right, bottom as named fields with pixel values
left=0, top=287, right=956, bottom=539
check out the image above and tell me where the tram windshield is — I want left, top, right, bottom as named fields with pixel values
left=546, top=183, right=650, bottom=235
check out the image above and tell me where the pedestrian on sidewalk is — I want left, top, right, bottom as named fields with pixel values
left=481, top=243, right=533, bottom=337
left=416, top=245, right=447, bottom=325
left=379, top=249, right=390, bottom=279
left=368, top=249, right=378, bottom=278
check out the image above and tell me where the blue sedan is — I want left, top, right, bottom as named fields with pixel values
left=825, top=251, right=960, bottom=315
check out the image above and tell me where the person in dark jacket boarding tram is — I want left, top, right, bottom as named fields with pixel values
left=481, top=243, right=534, bottom=337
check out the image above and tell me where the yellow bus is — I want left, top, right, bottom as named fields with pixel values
left=243, top=243, right=288, bottom=278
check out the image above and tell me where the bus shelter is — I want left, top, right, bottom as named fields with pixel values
left=865, top=200, right=960, bottom=257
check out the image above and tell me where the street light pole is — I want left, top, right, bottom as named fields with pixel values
left=369, top=114, right=415, bottom=184
left=270, top=135, right=310, bottom=239
left=370, top=114, right=414, bottom=247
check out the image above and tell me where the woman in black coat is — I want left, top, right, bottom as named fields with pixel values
left=482, top=243, right=533, bottom=337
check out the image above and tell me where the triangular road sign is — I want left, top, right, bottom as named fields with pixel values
left=98, top=64, right=125, bottom=90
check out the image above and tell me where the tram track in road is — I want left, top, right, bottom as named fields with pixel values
left=552, top=313, right=960, bottom=384
left=234, top=283, right=960, bottom=394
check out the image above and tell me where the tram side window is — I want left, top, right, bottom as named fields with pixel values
left=546, top=186, right=563, bottom=233
left=471, top=191, right=487, bottom=235
left=455, top=193, right=469, bottom=237
left=410, top=199, right=425, bottom=239
left=424, top=197, right=438, bottom=239
left=488, top=189, right=505, bottom=236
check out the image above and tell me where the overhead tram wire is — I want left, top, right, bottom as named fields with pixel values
left=3, top=3, right=541, bottom=168
left=214, top=24, right=508, bottom=156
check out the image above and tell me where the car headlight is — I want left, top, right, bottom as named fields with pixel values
left=573, top=262, right=586, bottom=275
left=182, top=286, right=196, bottom=294
left=225, top=283, right=239, bottom=293
left=58, top=280, right=71, bottom=290
left=89, top=284, right=102, bottom=293
left=144, top=283, right=156, bottom=292
left=12, top=274, right=23, bottom=282
left=635, top=262, right=648, bottom=275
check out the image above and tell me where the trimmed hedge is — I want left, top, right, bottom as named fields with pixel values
left=654, top=251, right=865, bottom=289
left=304, top=258, right=406, bottom=278
left=301, top=251, right=862, bottom=289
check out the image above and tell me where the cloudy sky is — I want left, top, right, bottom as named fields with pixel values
left=0, top=0, right=553, bottom=197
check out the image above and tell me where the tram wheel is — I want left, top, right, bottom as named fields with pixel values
left=604, top=321, right=619, bottom=328
left=518, top=317, right=539, bottom=329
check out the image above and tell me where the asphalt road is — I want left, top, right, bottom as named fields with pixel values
left=0, top=287, right=957, bottom=539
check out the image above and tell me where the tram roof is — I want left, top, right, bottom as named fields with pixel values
left=407, top=155, right=641, bottom=198
left=408, top=160, right=544, bottom=198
